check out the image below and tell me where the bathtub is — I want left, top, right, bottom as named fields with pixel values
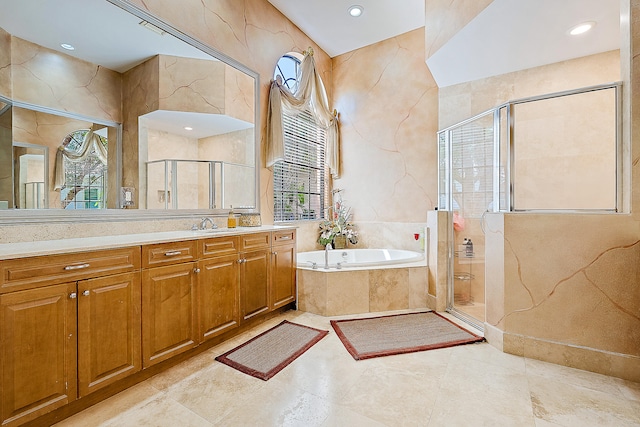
left=297, top=248, right=424, bottom=270
left=296, top=248, right=429, bottom=316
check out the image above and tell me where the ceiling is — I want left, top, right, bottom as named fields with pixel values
left=0, top=0, right=621, bottom=90
left=268, top=0, right=620, bottom=87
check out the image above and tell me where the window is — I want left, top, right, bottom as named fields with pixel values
left=273, top=54, right=327, bottom=222
left=60, top=129, right=108, bottom=209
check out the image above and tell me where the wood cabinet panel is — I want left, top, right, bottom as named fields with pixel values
left=0, top=283, right=77, bottom=427
left=271, top=243, right=296, bottom=310
left=142, top=241, right=197, bottom=268
left=198, top=254, right=240, bottom=342
left=77, top=272, right=141, bottom=397
left=142, top=263, right=197, bottom=368
left=240, top=249, right=270, bottom=322
left=272, top=229, right=296, bottom=245
left=0, top=247, right=140, bottom=294
left=239, top=232, right=270, bottom=252
left=199, top=235, right=238, bottom=259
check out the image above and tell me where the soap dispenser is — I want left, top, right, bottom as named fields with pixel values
left=227, top=206, right=237, bottom=228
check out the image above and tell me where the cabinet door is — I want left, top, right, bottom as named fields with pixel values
left=240, top=249, right=270, bottom=322
left=1, top=283, right=77, bottom=427
left=198, top=255, right=240, bottom=342
left=142, top=263, right=197, bottom=368
left=271, top=243, right=296, bottom=310
left=77, top=272, right=141, bottom=397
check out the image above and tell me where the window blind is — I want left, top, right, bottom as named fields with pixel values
left=273, top=109, right=326, bottom=222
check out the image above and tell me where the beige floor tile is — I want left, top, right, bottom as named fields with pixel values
left=50, top=310, right=640, bottom=427
left=320, top=405, right=388, bottom=427
left=528, top=374, right=640, bottom=426
left=428, top=356, right=536, bottom=426
left=338, top=364, right=439, bottom=426
left=215, top=379, right=332, bottom=426
left=162, top=362, right=268, bottom=424
left=54, top=383, right=164, bottom=426
left=525, top=357, right=625, bottom=397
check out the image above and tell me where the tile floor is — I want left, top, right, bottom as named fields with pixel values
left=55, top=310, right=640, bottom=427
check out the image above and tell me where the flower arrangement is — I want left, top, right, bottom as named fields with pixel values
left=318, top=190, right=358, bottom=247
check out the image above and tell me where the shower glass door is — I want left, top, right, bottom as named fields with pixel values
left=438, top=111, right=497, bottom=327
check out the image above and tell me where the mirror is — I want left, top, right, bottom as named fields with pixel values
left=12, top=141, right=48, bottom=209
left=0, top=0, right=258, bottom=217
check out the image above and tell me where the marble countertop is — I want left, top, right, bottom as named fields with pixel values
left=0, top=225, right=296, bottom=260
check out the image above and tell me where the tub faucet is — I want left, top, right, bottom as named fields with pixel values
left=324, top=243, right=332, bottom=269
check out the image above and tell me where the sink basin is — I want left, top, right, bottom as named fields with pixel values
left=194, top=228, right=225, bottom=233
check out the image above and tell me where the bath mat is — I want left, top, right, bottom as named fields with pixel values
left=215, top=320, right=328, bottom=380
left=330, top=311, right=483, bottom=360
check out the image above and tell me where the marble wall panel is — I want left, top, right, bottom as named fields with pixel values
left=326, top=271, right=370, bottom=316
left=0, top=27, right=9, bottom=98
left=500, top=214, right=640, bottom=358
left=439, top=50, right=620, bottom=129
left=224, top=65, right=255, bottom=124
left=158, top=55, right=225, bottom=114
left=332, top=28, right=439, bottom=223
left=369, top=269, right=410, bottom=312
left=124, top=56, right=160, bottom=199
left=10, top=37, right=121, bottom=123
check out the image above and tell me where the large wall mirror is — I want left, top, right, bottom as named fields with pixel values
left=0, top=0, right=258, bottom=221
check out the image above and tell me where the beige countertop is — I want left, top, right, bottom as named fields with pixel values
left=0, top=225, right=297, bottom=260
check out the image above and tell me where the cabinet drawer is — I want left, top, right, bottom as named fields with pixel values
left=239, top=232, right=271, bottom=252
left=142, top=241, right=197, bottom=268
left=0, top=247, right=141, bottom=294
left=272, top=229, right=296, bottom=246
left=199, top=235, right=239, bottom=259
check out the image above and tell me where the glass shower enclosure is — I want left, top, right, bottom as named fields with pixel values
left=437, top=82, right=621, bottom=328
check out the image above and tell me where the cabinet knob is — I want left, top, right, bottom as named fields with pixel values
left=272, top=251, right=278, bottom=255
left=82, top=290, right=90, bottom=296
left=69, top=292, right=77, bottom=299
left=194, top=268, right=201, bottom=274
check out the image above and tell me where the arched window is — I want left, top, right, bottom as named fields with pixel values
left=60, top=129, right=108, bottom=209
left=272, top=53, right=327, bottom=222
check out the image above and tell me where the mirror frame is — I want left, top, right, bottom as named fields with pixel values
left=0, top=0, right=260, bottom=225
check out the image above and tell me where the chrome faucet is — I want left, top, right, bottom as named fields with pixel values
left=200, top=217, right=217, bottom=230
left=324, top=243, right=332, bottom=269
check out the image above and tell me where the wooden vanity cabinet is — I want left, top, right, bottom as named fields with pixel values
left=238, top=233, right=271, bottom=322
left=141, top=241, right=198, bottom=368
left=271, top=229, right=297, bottom=310
left=77, top=271, right=141, bottom=397
left=1, top=282, right=77, bottom=427
left=0, top=248, right=141, bottom=427
left=197, top=236, right=240, bottom=342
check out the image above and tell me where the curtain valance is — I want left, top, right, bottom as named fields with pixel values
left=266, top=49, right=340, bottom=178
left=54, top=129, right=108, bottom=190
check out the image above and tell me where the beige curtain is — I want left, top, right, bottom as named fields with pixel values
left=266, top=49, right=341, bottom=178
left=54, top=128, right=108, bottom=190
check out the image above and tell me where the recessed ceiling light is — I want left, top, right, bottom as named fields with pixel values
left=348, top=5, right=363, bottom=17
left=569, top=21, right=596, bottom=36
left=60, top=43, right=75, bottom=51
left=184, top=126, right=193, bottom=131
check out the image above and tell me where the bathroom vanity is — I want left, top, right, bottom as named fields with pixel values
left=0, top=226, right=296, bottom=427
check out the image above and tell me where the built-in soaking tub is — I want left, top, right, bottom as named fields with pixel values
left=296, top=248, right=429, bottom=316
left=297, top=248, right=424, bottom=270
